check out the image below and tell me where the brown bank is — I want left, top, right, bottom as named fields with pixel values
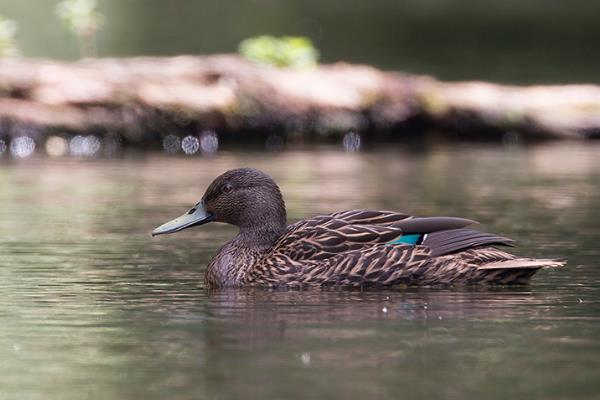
left=0, top=54, right=599, bottom=148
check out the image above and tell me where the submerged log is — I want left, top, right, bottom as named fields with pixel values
left=0, top=54, right=598, bottom=148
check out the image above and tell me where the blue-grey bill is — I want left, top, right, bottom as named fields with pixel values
left=151, top=203, right=214, bottom=236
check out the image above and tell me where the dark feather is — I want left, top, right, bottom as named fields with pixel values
left=393, top=217, right=477, bottom=233
left=423, top=228, right=514, bottom=257
left=329, top=210, right=411, bottom=225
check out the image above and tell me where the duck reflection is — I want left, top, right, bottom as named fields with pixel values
left=193, top=287, right=568, bottom=399
left=200, top=287, right=561, bottom=344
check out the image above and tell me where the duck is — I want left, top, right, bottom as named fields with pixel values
left=152, top=168, right=566, bottom=289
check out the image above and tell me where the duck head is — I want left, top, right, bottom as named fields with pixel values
left=152, top=168, right=287, bottom=240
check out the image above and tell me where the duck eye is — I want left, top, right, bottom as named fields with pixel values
left=222, top=184, right=233, bottom=194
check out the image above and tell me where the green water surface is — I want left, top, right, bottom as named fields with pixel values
left=1, top=142, right=599, bottom=399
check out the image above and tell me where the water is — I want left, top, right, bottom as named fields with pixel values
left=1, top=142, right=599, bottom=399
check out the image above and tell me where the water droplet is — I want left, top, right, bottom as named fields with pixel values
left=382, top=306, right=388, bottom=313
left=342, top=131, right=361, bottom=152
left=69, top=135, right=85, bottom=156
left=69, top=135, right=101, bottom=157
left=162, top=134, right=180, bottom=154
left=45, top=136, right=68, bottom=157
left=10, top=136, right=35, bottom=158
left=88, top=136, right=101, bottom=156
left=199, top=130, right=219, bottom=154
left=181, top=135, right=200, bottom=155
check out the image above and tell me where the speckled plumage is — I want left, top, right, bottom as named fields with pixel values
left=206, top=209, right=564, bottom=288
left=154, top=168, right=566, bottom=289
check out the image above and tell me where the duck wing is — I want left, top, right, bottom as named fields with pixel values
left=272, top=209, right=478, bottom=261
left=249, top=210, right=560, bottom=287
left=251, top=242, right=563, bottom=287
left=325, top=209, right=412, bottom=225
left=249, top=243, right=429, bottom=287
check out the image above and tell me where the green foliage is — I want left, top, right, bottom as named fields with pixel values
left=55, top=0, right=103, bottom=37
left=0, top=15, right=19, bottom=57
left=56, top=0, right=103, bottom=57
left=238, top=35, right=319, bottom=68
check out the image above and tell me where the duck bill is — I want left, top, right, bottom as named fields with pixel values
left=151, top=202, right=214, bottom=237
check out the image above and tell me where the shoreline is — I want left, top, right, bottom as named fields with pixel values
left=0, top=54, right=598, bottom=150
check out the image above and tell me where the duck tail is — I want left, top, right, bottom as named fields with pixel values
left=477, top=258, right=567, bottom=270
left=473, top=257, right=567, bottom=284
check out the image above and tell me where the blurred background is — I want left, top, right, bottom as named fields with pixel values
left=2, top=0, right=600, bottom=83
left=1, top=1, right=599, bottom=400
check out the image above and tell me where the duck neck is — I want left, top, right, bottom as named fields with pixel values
left=205, top=214, right=287, bottom=288
left=236, top=220, right=287, bottom=250
left=234, top=200, right=288, bottom=249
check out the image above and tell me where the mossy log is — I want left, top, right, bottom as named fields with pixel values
left=0, top=55, right=598, bottom=145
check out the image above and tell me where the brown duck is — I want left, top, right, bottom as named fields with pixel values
left=152, top=168, right=565, bottom=289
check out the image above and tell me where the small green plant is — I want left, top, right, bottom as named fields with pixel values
left=56, top=0, right=103, bottom=58
left=238, top=35, right=319, bottom=68
left=0, top=15, right=19, bottom=57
